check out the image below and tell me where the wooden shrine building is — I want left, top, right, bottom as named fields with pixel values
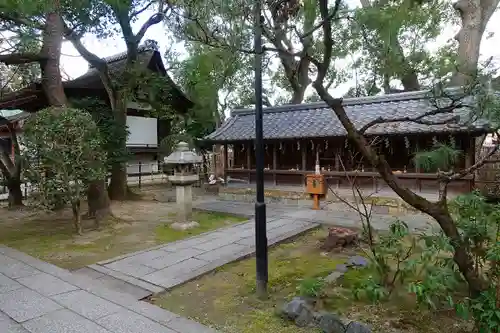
left=0, top=45, right=193, bottom=171
left=204, top=90, right=490, bottom=194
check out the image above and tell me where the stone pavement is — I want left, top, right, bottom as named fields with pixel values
left=81, top=200, right=438, bottom=298
left=87, top=215, right=318, bottom=291
left=0, top=246, right=216, bottom=333
left=195, top=200, right=438, bottom=233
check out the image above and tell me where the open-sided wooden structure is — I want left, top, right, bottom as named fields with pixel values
left=204, top=90, right=490, bottom=194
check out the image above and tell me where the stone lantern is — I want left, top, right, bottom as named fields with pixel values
left=163, top=142, right=203, bottom=230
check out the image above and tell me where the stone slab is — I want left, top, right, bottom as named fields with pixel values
left=122, top=301, right=179, bottom=326
left=94, top=275, right=152, bottom=300
left=72, top=267, right=105, bottom=280
left=0, top=255, right=41, bottom=279
left=191, top=235, right=244, bottom=251
left=88, top=265, right=163, bottom=294
left=96, top=308, right=176, bottom=333
left=0, top=273, right=23, bottom=294
left=51, top=290, right=122, bottom=321
left=21, top=309, right=112, bottom=333
left=0, top=311, right=29, bottom=333
left=136, top=248, right=206, bottom=270
left=142, top=257, right=209, bottom=287
left=0, top=288, right=62, bottom=322
left=196, top=243, right=247, bottom=262
left=16, top=272, right=79, bottom=297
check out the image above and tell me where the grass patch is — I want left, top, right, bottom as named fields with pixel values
left=155, top=211, right=248, bottom=243
left=0, top=205, right=247, bottom=270
left=152, top=227, right=471, bottom=333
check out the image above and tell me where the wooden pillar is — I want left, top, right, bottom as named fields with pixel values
left=466, top=137, right=476, bottom=191
left=415, top=140, right=421, bottom=192
left=272, top=143, right=277, bottom=185
left=301, top=140, right=307, bottom=187
left=223, top=143, right=228, bottom=184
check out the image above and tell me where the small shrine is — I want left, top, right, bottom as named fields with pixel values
left=163, top=141, right=203, bottom=230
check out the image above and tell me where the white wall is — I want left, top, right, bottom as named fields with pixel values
left=127, top=158, right=159, bottom=175
left=126, top=116, right=158, bottom=147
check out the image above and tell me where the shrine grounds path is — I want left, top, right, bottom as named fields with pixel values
left=0, top=199, right=435, bottom=333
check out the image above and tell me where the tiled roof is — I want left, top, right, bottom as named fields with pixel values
left=63, top=45, right=157, bottom=89
left=205, top=89, right=491, bottom=142
left=0, top=109, right=30, bottom=125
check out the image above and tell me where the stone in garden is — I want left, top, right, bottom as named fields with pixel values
left=335, top=264, right=348, bottom=273
left=346, top=255, right=369, bottom=268
left=321, top=227, right=359, bottom=251
left=324, top=271, right=344, bottom=284
left=281, top=297, right=311, bottom=320
left=345, top=321, right=372, bottom=333
left=317, top=312, right=346, bottom=333
left=294, top=306, right=315, bottom=327
left=170, top=221, right=200, bottom=230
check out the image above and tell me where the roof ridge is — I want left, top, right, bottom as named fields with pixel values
left=231, top=87, right=464, bottom=117
left=88, top=44, right=156, bottom=69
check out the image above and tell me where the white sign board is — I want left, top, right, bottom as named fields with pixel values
left=126, top=116, right=158, bottom=147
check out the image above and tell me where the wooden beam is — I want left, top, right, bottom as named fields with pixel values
left=301, top=140, right=306, bottom=171
left=224, top=143, right=228, bottom=184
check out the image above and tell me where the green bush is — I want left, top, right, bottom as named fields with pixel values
left=22, top=107, right=106, bottom=234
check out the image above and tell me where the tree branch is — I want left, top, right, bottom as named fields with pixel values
left=358, top=105, right=463, bottom=134
left=449, top=143, right=500, bottom=180
left=0, top=53, right=45, bottom=65
left=135, top=12, right=164, bottom=43
left=63, top=23, right=117, bottom=110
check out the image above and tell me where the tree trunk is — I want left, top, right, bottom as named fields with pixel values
left=72, top=200, right=82, bottom=235
left=108, top=89, right=128, bottom=200
left=451, top=0, right=499, bottom=86
left=6, top=176, right=23, bottom=207
left=87, top=179, right=111, bottom=227
left=313, top=82, right=489, bottom=297
left=39, top=12, right=67, bottom=107
left=291, top=86, right=307, bottom=104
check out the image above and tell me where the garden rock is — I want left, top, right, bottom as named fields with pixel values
left=346, top=255, right=369, bottom=268
left=317, top=313, right=346, bottom=333
left=281, top=297, right=311, bottom=320
left=321, top=227, right=359, bottom=251
left=345, top=321, right=372, bottom=333
left=324, top=271, right=344, bottom=284
left=294, top=306, right=315, bottom=327
left=335, top=264, right=348, bottom=273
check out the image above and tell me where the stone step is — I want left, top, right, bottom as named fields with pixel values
left=72, top=267, right=154, bottom=300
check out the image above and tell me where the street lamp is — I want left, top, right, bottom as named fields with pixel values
left=254, top=0, right=268, bottom=298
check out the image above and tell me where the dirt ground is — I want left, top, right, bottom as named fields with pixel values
left=0, top=185, right=245, bottom=269
left=152, top=228, right=471, bottom=333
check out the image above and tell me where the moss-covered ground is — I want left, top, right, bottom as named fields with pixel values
left=0, top=198, right=246, bottom=269
left=152, top=228, right=471, bottom=333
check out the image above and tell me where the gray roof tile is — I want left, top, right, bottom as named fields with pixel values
left=205, top=89, right=491, bottom=142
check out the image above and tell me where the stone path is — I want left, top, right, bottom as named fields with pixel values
left=195, top=200, right=438, bottom=233
left=0, top=246, right=215, bottom=333
left=79, top=200, right=438, bottom=298
left=86, top=215, right=318, bottom=291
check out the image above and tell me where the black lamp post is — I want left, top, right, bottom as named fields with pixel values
left=253, top=0, right=268, bottom=297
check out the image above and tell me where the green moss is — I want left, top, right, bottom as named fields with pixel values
left=0, top=210, right=247, bottom=270
left=153, top=228, right=349, bottom=333
left=154, top=227, right=472, bottom=333
left=154, top=211, right=247, bottom=243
